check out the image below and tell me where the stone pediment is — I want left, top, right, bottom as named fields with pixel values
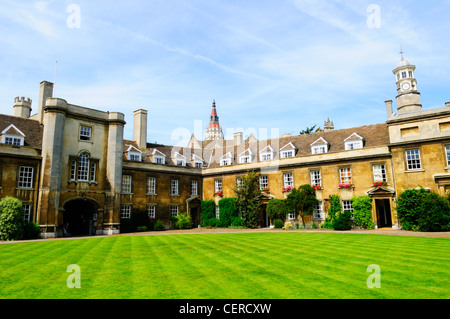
left=367, top=186, right=395, bottom=197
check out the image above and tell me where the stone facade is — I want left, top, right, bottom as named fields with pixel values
left=0, top=56, right=449, bottom=237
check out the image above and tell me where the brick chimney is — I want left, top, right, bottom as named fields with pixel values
left=133, top=109, right=148, bottom=149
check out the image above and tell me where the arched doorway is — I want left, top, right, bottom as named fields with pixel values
left=63, top=198, right=98, bottom=236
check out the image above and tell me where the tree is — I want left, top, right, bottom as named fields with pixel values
left=233, top=170, right=261, bottom=229
left=300, top=125, right=318, bottom=135
left=285, top=185, right=318, bottom=228
left=0, top=196, right=26, bottom=241
left=267, top=199, right=289, bottom=222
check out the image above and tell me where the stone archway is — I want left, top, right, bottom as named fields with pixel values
left=62, top=197, right=100, bottom=236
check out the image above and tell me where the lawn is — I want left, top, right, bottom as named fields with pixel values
left=0, top=232, right=449, bottom=299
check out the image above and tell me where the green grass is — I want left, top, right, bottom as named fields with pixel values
left=0, top=232, right=449, bottom=299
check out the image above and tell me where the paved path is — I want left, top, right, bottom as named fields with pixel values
left=1, top=227, right=449, bottom=244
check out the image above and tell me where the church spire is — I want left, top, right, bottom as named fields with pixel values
left=205, top=100, right=224, bottom=141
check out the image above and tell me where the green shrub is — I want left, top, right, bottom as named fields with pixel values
left=397, top=188, right=450, bottom=232
left=322, top=195, right=341, bottom=229
left=273, top=219, right=284, bottom=229
left=352, top=195, right=375, bottom=229
left=201, top=200, right=216, bottom=226
left=333, top=211, right=353, bottom=230
left=137, top=226, right=148, bottom=232
left=120, top=218, right=134, bottom=233
left=230, top=217, right=244, bottom=228
left=154, top=220, right=165, bottom=231
left=218, top=198, right=238, bottom=228
left=267, top=199, right=289, bottom=221
left=23, top=222, right=42, bottom=239
left=0, top=196, right=26, bottom=241
left=174, top=212, right=193, bottom=230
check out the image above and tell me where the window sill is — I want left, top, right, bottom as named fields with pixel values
left=170, top=194, right=181, bottom=197
left=121, top=192, right=133, bottom=195
left=405, top=169, right=425, bottom=173
left=16, top=187, right=35, bottom=191
left=146, top=193, right=158, bottom=196
left=68, top=180, right=98, bottom=186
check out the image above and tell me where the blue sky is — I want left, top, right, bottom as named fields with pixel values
left=0, top=0, right=449, bottom=146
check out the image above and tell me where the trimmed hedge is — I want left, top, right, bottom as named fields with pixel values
left=201, top=200, right=218, bottom=227
left=218, top=198, right=239, bottom=228
left=352, top=195, right=375, bottom=229
left=0, top=196, right=25, bottom=241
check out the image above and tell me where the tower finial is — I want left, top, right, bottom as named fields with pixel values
left=400, top=46, right=405, bottom=61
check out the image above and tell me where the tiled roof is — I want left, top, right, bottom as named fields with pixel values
left=0, top=114, right=43, bottom=149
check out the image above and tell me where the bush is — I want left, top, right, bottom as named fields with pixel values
left=352, top=195, right=375, bottom=229
left=23, top=222, right=42, bottom=239
left=333, top=211, right=353, bottom=230
left=137, top=226, right=148, bottom=232
left=218, top=198, right=239, bottom=228
left=397, top=188, right=450, bottom=232
left=174, top=212, right=193, bottom=230
left=273, top=219, right=284, bottom=229
left=230, top=217, right=244, bottom=228
left=267, top=199, right=289, bottom=221
left=322, top=195, right=341, bottom=229
left=201, top=200, right=216, bottom=227
left=0, top=196, right=26, bottom=241
left=154, top=220, right=165, bottom=231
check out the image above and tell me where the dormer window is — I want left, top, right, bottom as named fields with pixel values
left=220, top=152, right=233, bottom=166
left=259, top=146, right=274, bottom=161
left=152, top=149, right=166, bottom=164
left=126, top=145, right=142, bottom=162
left=311, top=137, right=329, bottom=154
left=239, top=149, right=253, bottom=164
left=1, top=124, right=25, bottom=146
left=280, top=142, right=297, bottom=159
left=172, top=152, right=186, bottom=166
left=192, top=154, right=204, bottom=168
left=344, top=133, right=364, bottom=150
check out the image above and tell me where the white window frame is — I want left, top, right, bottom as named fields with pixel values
left=345, top=140, right=363, bottom=150
left=287, top=211, right=296, bottom=220
left=171, top=205, right=179, bottom=217
left=18, top=166, right=34, bottom=189
left=147, top=205, right=156, bottom=219
left=220, top=158, right=232, bottom=166
left=3, top=135, right=24, bottom=146
left=314, top=202, right=324, bottom=219
left=312, top=145, right=327, bottom=154
left=129, top=152, right=142, bottom=162
left=122, top=175, right=132, bottom=193
left=79, top=126, right=92, bottom=141
left=310, top=170, right=322, bottom=186
left=339, top=167, right=352, bottom=184
left=215, top=205, right=220, bottom=219
left=171, top=180, right=179, bottom=196
left=405, top=149, right=422, bottom=171
left=236, top=177, right=244, bottom=189
left=191, top=180, right=198, bottom=196
left=215, top=179, right=222, bottom=193
left=194, top=161, right=203, bottom=168
left=373, top=164, right=387, bottom=182
left=281, top=150, right=294, bottom=159
left=154, top=155, right=165, bottom=164
left=342, top=200, right=354, bottom=214
left=147, top=177, right=156, bottom=195
left=90, top=162, right=97, bottom=182
left=23, top=204, right=31, bottom=223
left=121, top=205, right=131, bottom=219
left=239, top=155, right=252, bottom=164
left=259, top=175, right=269, bottom=190
left=260, top=152, right=273, bottom=161
left=283, top=173, right=293, bottom=188
left=78, top=152, right=90, bottom=181
left=446, top=145, right=450, bottom=167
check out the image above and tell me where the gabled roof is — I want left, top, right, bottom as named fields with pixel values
left=259, top=145, right=274, bottom=153
left=172, top=151, right=187, bottom=159
left=239, top=148, right=253, bottom=157
left=280, top=142, right=297, bottom=151
left=126, top=145, right=142, bottom=153
left=344, top=132, right=364, bottom=142
left=220, top=151, right=233, bottom=159
left=1, top=124, right=26, bottom=137
left=311, top=137, right=329, bottom=146
left=192, top=154, right=204, bottom=162
left=152, top=149, right=166, bottom=157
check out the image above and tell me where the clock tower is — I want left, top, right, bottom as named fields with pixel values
left=392, top=49, right=422, bottom=114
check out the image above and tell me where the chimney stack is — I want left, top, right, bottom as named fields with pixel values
left=445, top=102, right=450, bottom=108
left=385, top=100, right=394, bottom=118
left=234, top=132, right=243, bottom=145
left=38, top=81, right=54, bottom=124
left=13, top=97, right=32, bottom=118
left=323, top=118, right=334, bottom=131
left=133, top=109, right=148, bottom=149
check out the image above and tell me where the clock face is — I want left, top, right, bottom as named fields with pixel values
left=402, top=82, right=411, bottom=91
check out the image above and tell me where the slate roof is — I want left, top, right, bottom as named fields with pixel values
left=124, top=122, right=389, bottom=169
left=0, top=114, right=43, bottom=149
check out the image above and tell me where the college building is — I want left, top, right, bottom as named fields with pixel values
left=1, top=55, right=449, bottom=238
